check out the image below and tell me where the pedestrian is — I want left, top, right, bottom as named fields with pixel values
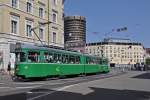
left=7, top=62, right=11, bottom=75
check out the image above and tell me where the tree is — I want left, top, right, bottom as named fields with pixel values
left=145, top=57, right=150, bottom=65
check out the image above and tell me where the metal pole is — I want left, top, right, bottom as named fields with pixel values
left=31, top=29, right=44, bottom=46
left=48, top=0, right=50, bottom=46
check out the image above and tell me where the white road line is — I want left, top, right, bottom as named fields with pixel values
left=0, top=83, right=4, bottom=84
left=46, top=82, right=67, bottom=85
left=0, top=87, right=11, bottom=89
left=27, top=91, right=56, bottom=100
left=14, top=82, right=45, bottom=85
left=57, top=84, right=78, bottom=91
left=28, top=84, right=80, bottom=100
left=15, top=86, right=39, bottom=89
left=0, top=85, right=41, bottom=89
left=14, top=82, right=66, bottom=85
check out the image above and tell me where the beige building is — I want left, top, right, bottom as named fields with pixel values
left=0, top=0, right=64, bottom=70
left=86, top=38, right=145, bottom=65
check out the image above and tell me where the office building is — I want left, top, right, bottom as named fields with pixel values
left=64, top=16, right=86, bottom=52
left=86, top=38, right=145, bottom=65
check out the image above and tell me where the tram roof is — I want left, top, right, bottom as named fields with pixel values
left=16, top=43, right=104, bottom=58
left=16, top=43, right=83, bottom=55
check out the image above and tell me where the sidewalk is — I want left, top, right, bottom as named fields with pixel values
left=0, top=70, right=13, bottom=82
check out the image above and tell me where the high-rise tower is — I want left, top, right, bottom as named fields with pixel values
left=64, top=16, right=86, bottom=52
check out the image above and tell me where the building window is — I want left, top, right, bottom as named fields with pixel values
left=39, top=27, right=44, bottom=40
left=62, top=0, right=65, bottom=4
left=53, top=32, right=56, bottom=43
left=25, top=20, right=33, bottom=37
left=10, top=15, right=19, bottom=34
left=52, top=0, right=57, bottom=6
left=11, top=0, right=19, bottom=8
left=52, top=13, right=57, bottom=23
left=27, top=0, right=33, bottom=13
left=39, top=7, right=44, bottom=18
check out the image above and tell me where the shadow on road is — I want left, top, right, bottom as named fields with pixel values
left=132, top=72, right=150, bottom=79
left=1, top=87, right=150, bottom=100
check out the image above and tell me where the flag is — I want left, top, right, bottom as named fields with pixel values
left=116, top=27, right=127, bottom=32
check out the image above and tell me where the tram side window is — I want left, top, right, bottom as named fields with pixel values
left=103, top=59, right=108, bottom=64
left=44, top=52, right=48, bottom=62
left=28, top=52, right=40, bottom=62
left=95, top=58, right=101, bottom=64
left=54, top=53, right=62, bottom=63
left=62, top=55, right=68, bottom=63
left=86, top=57, right=93, bottom=64
left=94, top=58, right=99, bottom=64
left=44, top=52, right=53, bottom=63
left=16, top=52, right=26, bottom=62
left=75, top=56, right=80, bottom=64
left=49, top=53, right=54, bottom=63
left=86, top=57, right=90, bottom=64
left=86, top=57, right=98, bottom=64
left=69, top=55, right=75, bottom=64
left=99, top=58, right=103, bottom=64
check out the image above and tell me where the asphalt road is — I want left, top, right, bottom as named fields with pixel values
left=0, top=71, right=150, bottom=100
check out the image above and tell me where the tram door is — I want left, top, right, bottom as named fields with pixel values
left=10, top=53, right=16, bottom=69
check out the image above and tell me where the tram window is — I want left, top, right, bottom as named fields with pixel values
left=90, top=58, right=94, bottom=64
left=75, top=56, right=80, bottom=64
left=65, top=55, right=69, bottom=63
left=94, top=58, right=99, bottom=64
left=28, top=52, right=40, bottom=62
left=49, top=53, right=54, bottom=63
left=69, top=55, right=75, bottom=64
left=16, top=52, right=26, bottom=62
left=44, top=52, right=48, bottom=62
left=86, top=57, right=95, bottom=64
left=95, top=58, right=100, bottom=64
left=86, top=57, right=90, bottom=64
left=103, top=59, right=108, bottom=64
left=62, top=55, right=68, bottom=63
left=62, top=55, right=65, bottom=63
left=54, top=53, right=62, bottom=63
left=43, top=52, right=53, bottom=63
left=99, top=58, right=103, bottom=64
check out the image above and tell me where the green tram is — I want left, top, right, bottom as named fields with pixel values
left=14, top=44, right=109, bottom=79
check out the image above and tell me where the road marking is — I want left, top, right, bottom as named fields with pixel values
left=57, top=84, right=77, bottom=91
left=0, top=85, right=41, bottom=90
left=28, top=83, right=80, bottom=100
left=14, top=82, right=45, bottom=85
left=27, top=91, right=33, bottom=94
left=47, top=82, right=66, bottom=85
left=15, top=86, right=39, bottom=89
left=26, top=73, right=123, bottom=100
left=27, top=91, right=56, bottom=100
left=0, top=83, right=4, bottom=84
left=14, top=82, right=67, bottom=85
left=0, top=87, right=11, bottom=89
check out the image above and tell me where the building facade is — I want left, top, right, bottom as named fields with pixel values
left=64, top=16, right=86, bottom=52
left=86, top=38, right=145, bottom=65
left=0, top=0, right=64, bottom=70
left=145, top=48, right=150, bottom=58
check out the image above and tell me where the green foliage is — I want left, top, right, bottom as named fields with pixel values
left=145, top=57, right=150, bottom=65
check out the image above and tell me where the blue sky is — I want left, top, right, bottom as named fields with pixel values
left=64, top=0, right=150, bottom=47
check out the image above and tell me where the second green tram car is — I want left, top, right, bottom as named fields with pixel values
left=14, top=44, right=109, bottom=78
